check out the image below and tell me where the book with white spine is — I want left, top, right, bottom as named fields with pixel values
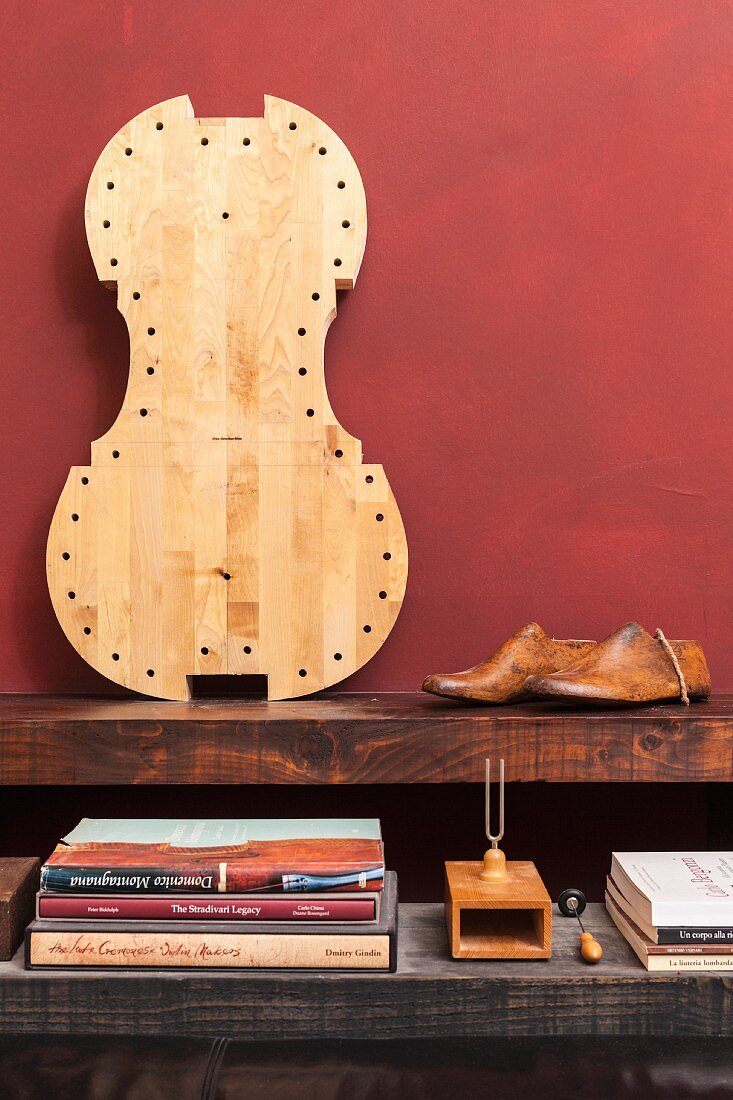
left=611, top=853, right=733, bottom=927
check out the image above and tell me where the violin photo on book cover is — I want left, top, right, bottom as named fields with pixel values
left=40, top=819, right=385, bottom=894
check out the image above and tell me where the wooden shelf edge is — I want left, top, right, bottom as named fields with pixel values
left=1, top=692, right=732, bottom=784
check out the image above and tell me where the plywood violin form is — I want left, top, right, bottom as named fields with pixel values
left=47, top=95, right=408, bottom=700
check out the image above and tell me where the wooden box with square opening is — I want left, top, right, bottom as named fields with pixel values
left=445, top=861, right=551, bottom=959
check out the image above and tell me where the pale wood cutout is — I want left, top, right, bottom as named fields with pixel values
left=47, top=95, right=408, bottom=700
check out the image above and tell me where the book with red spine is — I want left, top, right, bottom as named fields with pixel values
left=26, top=874, right=398, bottom=971
left=37, top=893, right=378, bottom=922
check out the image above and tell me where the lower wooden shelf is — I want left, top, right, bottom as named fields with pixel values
left=0, top=904, right=729, bottom=1038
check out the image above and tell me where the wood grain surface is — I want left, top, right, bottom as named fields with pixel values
left=0, top=859, right=41, bottom=961
left=445, top=861, right=551, bottom=958
left=0, top=904, right=730, bottom=1038
left=1, top=692, right=732, bottom=785
left=46, top=94, right=407, bottom=702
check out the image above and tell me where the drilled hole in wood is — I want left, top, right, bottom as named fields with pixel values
left=334, top=258, right=342, bottom=267
left=363, top=624, right=372, bottom=633
left=71, top=513, right=79, bottom=522
left=103, top=220, right=110, bottom=229
left=379, top=590, right=387, bottom=600
left=147, top=366, right=155, bottom=375
left=334, top=653, right=343, bottom=661
left=83, top=626, right=92, bottom=635
left=298, top=367, right=307, bottom=376
left=298, top=327, right=306, bottom=336
left=201, top=137, right=209, bottom=146
left=243, top=137, right=251, bottom=146
left=147, top=327, right=155, bottom=336
left=306, top=408, right=315, bottom=417
left=146, top=668, right=155, bottom=677
left=222, top=212, right=229, bottom=219
left=376, top=513, right=384, bottom=522
left=81, top=476, right=89, bottom=485
left=222, top=572, right=231, bottom=581
left=289, top=122, right=297, bottom=130
left=243, top=645, right=252, bottom=654
left=298, top=668, right=307, bottom=677
left=342, top=220, right=351, bottom=228
left=334, top=449, right=343, bottom=458
left=125, top=147, right=132, bottom=156
left=62, top=552, right=70, bottom=561
left=112, top=450, right=120, bottom=459
left=201, top=647, right=209, bottom=655
left=140, top=408, right=148, bottom=417
left=112, top=652, right=120, bottom=661
left=365, top=475, right=374, bottom=484
left=383, top=552, right=391, bottom=560
left=110, top=258, right=118, bottom=267
left=337, top=180, right=345, bottom=189
left=107, top=182, right=114, bottom=189
left=318, top=147, right=327, bottom=155
left=312, top=292, right=320, bottom=300
left=132, top=291, right=141, bottom=300
left=67, top=591, right=76, bottom=600
left=156, top=122, right=164, bottom=130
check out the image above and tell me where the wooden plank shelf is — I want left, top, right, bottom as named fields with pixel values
left=0, top=693, right=731, bottom=785
left=0, top=905, right=730, bottom=1038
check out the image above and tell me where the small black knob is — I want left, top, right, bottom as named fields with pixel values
left=558, top=888, right=587, bottom=918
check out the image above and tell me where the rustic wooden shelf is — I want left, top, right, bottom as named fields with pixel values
left=0, top=692, right=731, bottom=785
left=0, top=904, right=729, bottom=1038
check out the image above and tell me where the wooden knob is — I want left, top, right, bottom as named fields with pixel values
left=480, top=847, right=509, bottom=883
left=579, top=931, right=603, bottom=963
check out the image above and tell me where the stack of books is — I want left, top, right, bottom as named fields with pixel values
left=25, top=818, right=397, bottom=971
left=606, top=851, right=733, bottom=971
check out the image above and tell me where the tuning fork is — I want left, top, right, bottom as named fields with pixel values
left=480, top=758, right=509, bottom=882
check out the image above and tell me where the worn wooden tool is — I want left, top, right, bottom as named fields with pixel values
left=558, top=888, right=603, bottom=964
left=524, top=623, right=710, bottom=706
left=422, top=622, right=596, bottom=704
left=47, top=95, right=408, bottom=700
left=0, top=858, right=41, bottom=961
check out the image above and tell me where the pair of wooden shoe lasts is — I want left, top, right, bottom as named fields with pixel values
left=422, top=622, right=711, bottom=706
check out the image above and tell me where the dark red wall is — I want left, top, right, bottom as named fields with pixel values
left=1, top=0, right=730, bottom=694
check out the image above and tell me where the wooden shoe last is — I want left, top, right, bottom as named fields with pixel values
left=523, top=622, right=710, bottom=705
left=422, top=623, right=596, bottom=704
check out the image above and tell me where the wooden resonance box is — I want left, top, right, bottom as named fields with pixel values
left=445, top=861, right=551, bottom=960
left=445, top=760, right=551, bottom=959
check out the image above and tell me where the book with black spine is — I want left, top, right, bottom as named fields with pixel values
left=607, top=875, right=733, bottom=945
left=606, top=891, right=733, bottom=971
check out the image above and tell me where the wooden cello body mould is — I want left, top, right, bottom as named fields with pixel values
left=47, top=95, right=408, bottom=701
